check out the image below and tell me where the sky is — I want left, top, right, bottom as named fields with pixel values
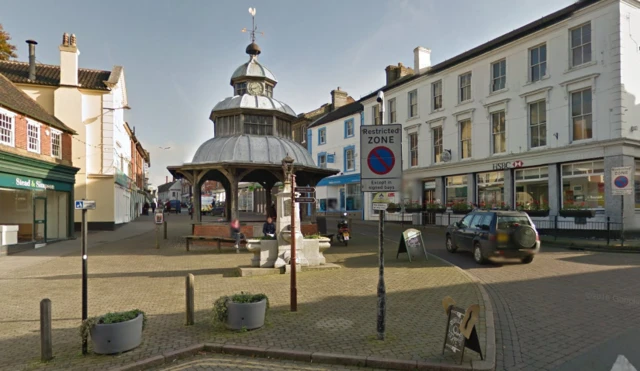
left=2, top=0, right=576, bottom=187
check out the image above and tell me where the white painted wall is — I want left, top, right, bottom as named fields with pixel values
left=310, top=112, right=361, bottom=174
left=361, top=0, right=624, bottom=170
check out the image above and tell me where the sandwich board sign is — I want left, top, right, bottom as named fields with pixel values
left=396, top=228, right=427, bottom=262
left=360, top=125, right=402, bottom=192
left=441, top=297, right=483, bottom=365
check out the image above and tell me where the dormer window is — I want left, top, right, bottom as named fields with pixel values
left=265, top=84, right=273, bottom=98
left=235, top=82, right=247, bottom=96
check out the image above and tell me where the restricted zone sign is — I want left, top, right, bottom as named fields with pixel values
left=360, top=124, right=402, bottom=192
left=611, top=166, right=633, bottom=195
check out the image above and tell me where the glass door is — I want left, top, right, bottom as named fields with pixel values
left=423, top=189, right=436, bottom=225
left=33, top=197, right=47, bottom=242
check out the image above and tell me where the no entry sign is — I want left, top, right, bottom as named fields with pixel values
left=360, top=124, right=402, bottom=192
left=611, top=166, right=632, bottom=195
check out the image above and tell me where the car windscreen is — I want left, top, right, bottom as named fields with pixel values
left=496, top=215, right=531, bottom=229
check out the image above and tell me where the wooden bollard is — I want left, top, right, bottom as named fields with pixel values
left=186, top=274, right=195, bottom=326
left=163, top=221, right=168, bottom=239
left=40, top=298, right=53, bottom=362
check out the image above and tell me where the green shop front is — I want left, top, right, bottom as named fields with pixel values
left=0, top=153, right=78, bottom=245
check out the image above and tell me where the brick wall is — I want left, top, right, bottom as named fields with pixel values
left=62, top=133, right=72, bottom=162
left=40, top=126, right=50, bottom=156
left=15, top=115, right=27, bottom=149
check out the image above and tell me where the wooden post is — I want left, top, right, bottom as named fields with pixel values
left=155, top=225, right=159, bottom=249
left=163, top=220, right=168, bottom=240
left=40, top=298, right=53, bottom=361
left=185, top=274, right=195, bottom=326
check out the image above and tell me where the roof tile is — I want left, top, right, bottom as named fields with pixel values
left=0, top=60, right=111, bottom=90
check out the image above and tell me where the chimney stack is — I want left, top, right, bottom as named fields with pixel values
left=25, top=40, right=38, bottom=81
left=330, top=87, right=349, bottom=110
left=59, top=32, right=79, bottom=86
left=413, top=46, right=431, bottom=73
left=384, top=62, right=414, bottom=85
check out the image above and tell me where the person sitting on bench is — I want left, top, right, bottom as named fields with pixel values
left=263, top=216, right=276, bottom=237
left=230, top=219, right=244, bottom=253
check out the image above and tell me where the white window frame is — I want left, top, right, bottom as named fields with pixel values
left=491, top=59, right=506, bottom=92
left=388, top=98, right=396, bottom=124
left=318, top=154, right=327, bottom=168
left=570, top=88, right=593, bottom=142
left=432, top=80, right=443, bottom=111
left=319, top=128, right=327, bottom=145
left=433, top=126, right=443, bottom=163
left=27, top=120, right=41, bottom=154
left=529, top=44, right=547, bottom=82
left=459, top=119, right=472, bottom=159
left=459, top=72, right=472, bottom=103
left=0, top=109, right=15, bottom=147
left=345, top=148, right=355, bottom=171
left=50, top=129, right=62, bottom=159
left=408, top=90, right=418, bottom=118
left=372, top=105, right=381, bottom=125
left=491, top=110, right=506, bottom=154
left=409, top=132, right=418, bottom=167
left=570, top=22, right=592, bottom=68
left=528, top=100, right=547, bottom=149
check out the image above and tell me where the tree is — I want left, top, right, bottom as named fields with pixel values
left=0, top=24, right=18, bottom=61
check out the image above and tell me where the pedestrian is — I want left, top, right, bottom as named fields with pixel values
left=262, top=216, right=276, bottom=237
left=151, top=201, right=156, bottom=214
left=269, top=202, right=277, bottom=221
left=230, top=219, right=244, bottom=253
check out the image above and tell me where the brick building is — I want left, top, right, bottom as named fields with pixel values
left=0, top=73, right=79, bottom=252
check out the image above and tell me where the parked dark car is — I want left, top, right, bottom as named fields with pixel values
left=164, top=200, right=181, bottom=214
left=445, top=210, right=540, bottom=264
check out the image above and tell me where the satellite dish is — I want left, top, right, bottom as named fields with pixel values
left=442, top=149, right=452, bottom=162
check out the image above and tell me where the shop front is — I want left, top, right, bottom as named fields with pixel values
left=0, top=171, right=74, bottom=245
left=316, top=173, right=362, bottom=218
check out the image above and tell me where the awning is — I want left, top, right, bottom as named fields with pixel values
left=317, top=173, right=360, bottom=186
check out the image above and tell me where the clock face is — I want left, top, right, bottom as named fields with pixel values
left=248, top=82, right=263, bottom=95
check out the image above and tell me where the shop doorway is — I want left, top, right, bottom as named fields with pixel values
left=33, top=197, right=46, bottom=242
left=423, top=187, right=436, bottom=225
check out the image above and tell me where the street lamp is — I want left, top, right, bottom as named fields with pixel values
left=281, top=154, right=297, bottom=312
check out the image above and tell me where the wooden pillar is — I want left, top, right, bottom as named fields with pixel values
left=193, top=174, right=202, bottom=223
left=230, top=179, right=239, bottom=221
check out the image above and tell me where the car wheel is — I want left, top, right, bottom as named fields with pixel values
left=521, top=255, right=534, bottom=264
left=473, top=243, right=487, bottom=265
left=446, top=235, right=457, bottom=253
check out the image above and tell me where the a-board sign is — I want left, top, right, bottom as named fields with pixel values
left=441, top=297, right=483, bottom=364
left=155, top=212, right=164, bottom=225
left=396, top=228, right=427, bottom=262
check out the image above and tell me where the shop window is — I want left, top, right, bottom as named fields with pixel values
left=0, top=188, right=33, bottom=242
left=446, top=175, right=468, bottom=204
left=477, top=171, right=505, bottom=208
left=634, top=161, right=640, bottom=209
left=515, top=167, right=549, bottom=210
left=561, top=160, right=604, bottom=209
left=346, top=184, right=361, bottom=211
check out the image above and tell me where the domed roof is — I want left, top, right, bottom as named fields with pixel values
left=211, top=95, right=296, bottom=116
left=231, top=56, right=277, bottom=83
left=191, top=135, right=316, bottom=167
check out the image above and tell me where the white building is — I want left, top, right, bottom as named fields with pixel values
left=358, top=0, right=640, bottom=231
left=308, top=95, right=364, bottom=218
left=0, top=33, right=136, bottom=230
left=157, top=181, right=181, bottom=205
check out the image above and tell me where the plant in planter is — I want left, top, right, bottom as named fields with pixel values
left=424, top=201, right=446, bottom=213
left=79, top=309, right=147, bottom=355
left=559, top=201, right=595, bottom=217
left=516, top=200, right=550, bottom=216
left=450, top=201, right=471, bottom=214
left=213, top=292, right=269, bottom=331
left=403, top=201, right=422, bottom=213
left=386, top=203, right=400, bottom=213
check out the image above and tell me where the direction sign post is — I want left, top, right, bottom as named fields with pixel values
left=74, top=199, right=96, bottom=355
left=612, top=166, right=632, bottom=247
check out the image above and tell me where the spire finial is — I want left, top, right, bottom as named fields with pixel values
left=242, top=7, right=264, bottom=56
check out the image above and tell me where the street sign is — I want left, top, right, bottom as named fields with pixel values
left=373, top=203, right=388, bottom=211
left=294, top=197, right=316, bottom=203
left=612, top=166, right=633, bottom=195
left=74, top=200, right=96, bottom=210
left=372, top=192, right=393, bottom=204
left=360, top=124, right=402, bottom=192
left=295, top=187, right=315, bottom=193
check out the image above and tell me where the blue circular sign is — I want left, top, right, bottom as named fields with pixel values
left=614, top=175, right=629, bottom=188
left=367, top=146, right=395, bottom=175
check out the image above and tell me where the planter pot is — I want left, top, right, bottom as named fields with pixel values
left=559, top=210, right=595, bottom=218
left=404, top=208, right=422, bottom=213
left=90, top=314, right=143, bottom=355
left=524, top=210, right=550, bottom=217
left=452, top=210, right=470, bottom=215
left=226, top=299, right=267, bottom=331
left=386, top=207, right=400, bottom=213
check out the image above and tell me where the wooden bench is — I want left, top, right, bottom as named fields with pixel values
left=184, top=235, right=247, bottom=252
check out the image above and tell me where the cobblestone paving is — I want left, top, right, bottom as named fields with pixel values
left=0, top=215, right=484, bottom=371
left=417, top=224, right=640, bottom=371
left=151, top=352, right=387, bottom=371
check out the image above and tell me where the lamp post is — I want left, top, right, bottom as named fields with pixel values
left=282, top=154, right=297, bottom=312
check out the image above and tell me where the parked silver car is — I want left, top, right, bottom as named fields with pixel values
left=445, top=210, right=541, bottom=264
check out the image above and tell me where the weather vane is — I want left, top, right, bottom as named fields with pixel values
left=241, top=7, right=264, bottom=43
